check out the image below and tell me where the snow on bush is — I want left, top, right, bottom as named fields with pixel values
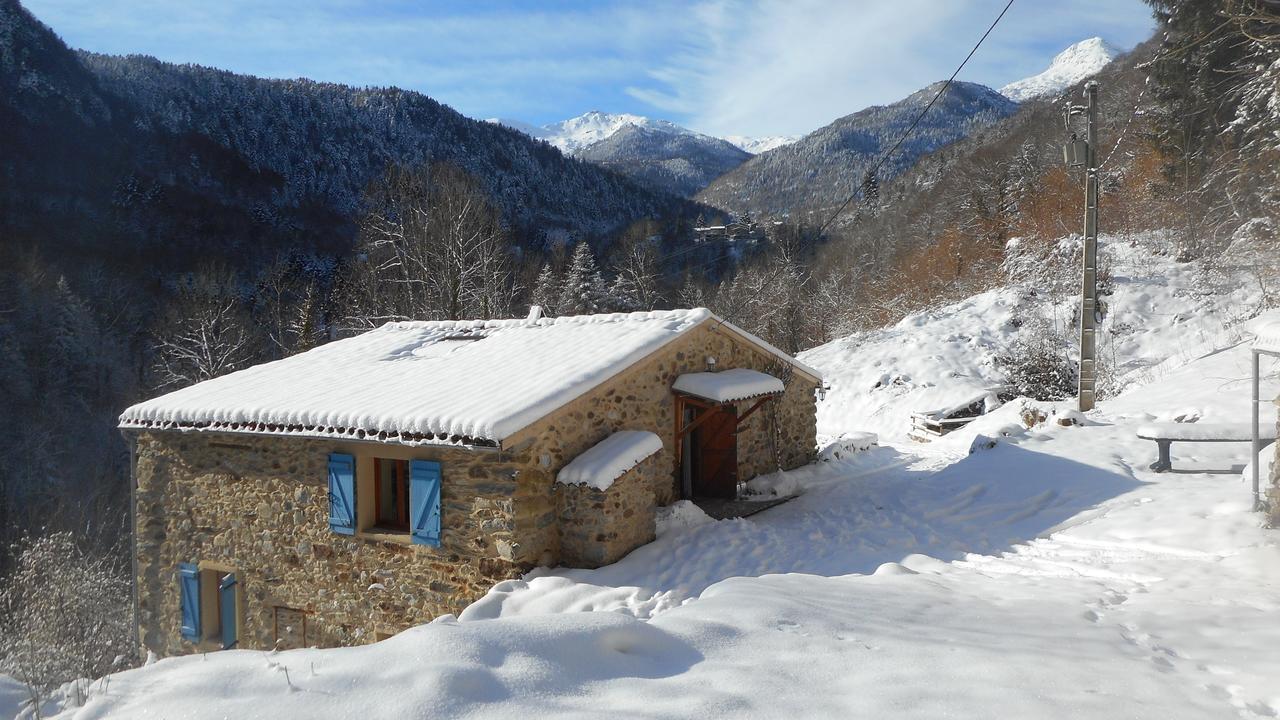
left=994, top=318, right=1077, bottom=401
left=0, top=533, right=134, bottom=704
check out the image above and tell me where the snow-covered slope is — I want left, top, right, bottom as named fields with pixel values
left=800, top=231, right=1262, bottom=443
left=999, top=37, right=1123, bottom=102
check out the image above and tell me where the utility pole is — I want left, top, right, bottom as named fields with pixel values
left=1064, top=81, right=1100, bottom=411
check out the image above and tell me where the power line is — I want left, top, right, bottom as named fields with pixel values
left=816, top=0, right=1016, bottom=237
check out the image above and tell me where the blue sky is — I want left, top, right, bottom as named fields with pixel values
left=24, top=0, right=1154, bottom=137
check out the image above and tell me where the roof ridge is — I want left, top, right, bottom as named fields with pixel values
left=380, top=307, right=712, bottom=332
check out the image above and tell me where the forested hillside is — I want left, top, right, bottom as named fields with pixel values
left=696, top=81, right=1019, bottom=219
left=0, top=0, right=710, bottom=571
left=576, top=124, right=751, bottom=197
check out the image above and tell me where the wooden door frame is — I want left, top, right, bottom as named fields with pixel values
left=673, top=392, right=779, bottom=499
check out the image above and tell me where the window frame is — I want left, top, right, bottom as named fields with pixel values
left=195, top=561, right=240, bottom=650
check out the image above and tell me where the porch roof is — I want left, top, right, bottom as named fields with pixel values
left=673, top=368, right=785, bottom=404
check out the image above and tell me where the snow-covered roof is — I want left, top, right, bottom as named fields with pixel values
left=555, top=431, right=663, bottom=491
left=673, top=368, right=785, bottom=403
left=120, top=309, right=818, bottom=447
left=1251, top=313, right=1280, bottom=354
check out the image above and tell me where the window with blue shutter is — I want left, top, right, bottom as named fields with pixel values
left=178, top=563, right=200, bottom=641
left=409, top=460, right=442, bottom=547
left=219, top=572, right=239, bottom=649
left=328, top=453, right=356, bottom=535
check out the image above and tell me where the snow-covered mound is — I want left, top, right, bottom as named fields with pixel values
left=999, top=37, right=1123, bottom=102
left=799, top=232, right=1263, bottom=443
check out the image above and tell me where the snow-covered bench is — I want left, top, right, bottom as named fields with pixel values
left=1135, top=423, right=1277, bottom=473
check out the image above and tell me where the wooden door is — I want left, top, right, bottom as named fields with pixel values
left=694, top=406, right=738, bottom=499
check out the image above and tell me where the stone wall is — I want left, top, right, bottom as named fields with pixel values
left=507, top=319, right=821, bottom=505
left=133, top=432, right=530, bottom=655
left=557, top=455, right=659, bottom=568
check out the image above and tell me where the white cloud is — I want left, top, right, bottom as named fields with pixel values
left=632, top=0, right=1154, bottom=137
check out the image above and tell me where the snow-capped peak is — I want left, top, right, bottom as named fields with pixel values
left=999, top=37, right=1122, bottom=103
left=532, top=111, right=692, bottom=154
left=488, top=112, right=797, bottom=156
left=723, top=135, right=799, bottom=154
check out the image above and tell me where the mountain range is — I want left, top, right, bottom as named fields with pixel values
left=492, top=37, right=1122, bottom=204
left=0, top=0, right=706, bottom=277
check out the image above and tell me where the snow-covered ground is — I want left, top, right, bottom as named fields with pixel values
left=14, top=235, right=1280, bottom=720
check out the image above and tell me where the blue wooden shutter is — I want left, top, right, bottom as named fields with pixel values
left=328, top=453, right=356, bottom=535
left=178, top=563, right=200, bottom=641
left=219, top=572, right=238, bottom=650
left=409, top=460, right=442, bottom=547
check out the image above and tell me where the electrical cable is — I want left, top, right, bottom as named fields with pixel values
left=815, top=0, right=1016, bottom=237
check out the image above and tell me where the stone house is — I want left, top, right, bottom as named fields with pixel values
left=120, top=308, right=821, bottom=655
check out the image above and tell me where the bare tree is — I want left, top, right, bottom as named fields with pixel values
left=344, top=163, right=514, bottom=326
left=149, top=266, right=258, bottom=389
left=608, top=232, right=664, bottom=311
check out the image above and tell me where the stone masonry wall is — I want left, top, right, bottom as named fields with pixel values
left=557, top=455, right=659, bottom=568
left=509, top=319, right=820, bottom=507
left=133, top=431, right=530, bottom=655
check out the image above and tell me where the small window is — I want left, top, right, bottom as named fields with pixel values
left=374, top=458, right=410, bottom=532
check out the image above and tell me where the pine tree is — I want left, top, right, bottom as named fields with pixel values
left=608, top=273, right=641, bottom=312
left=557, top=243, right=607, bottom=315
left=530, top=263, right=559, bottom=316
left=860, top=169, right=880, bottom=210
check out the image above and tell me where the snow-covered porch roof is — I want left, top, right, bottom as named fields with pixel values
left=119, top=309, right=819, bottom=448
left=672, top=368, right=785, bottom=404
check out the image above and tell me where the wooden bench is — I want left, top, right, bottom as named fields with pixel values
left=1135, top=422, right=1276, bottom=473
